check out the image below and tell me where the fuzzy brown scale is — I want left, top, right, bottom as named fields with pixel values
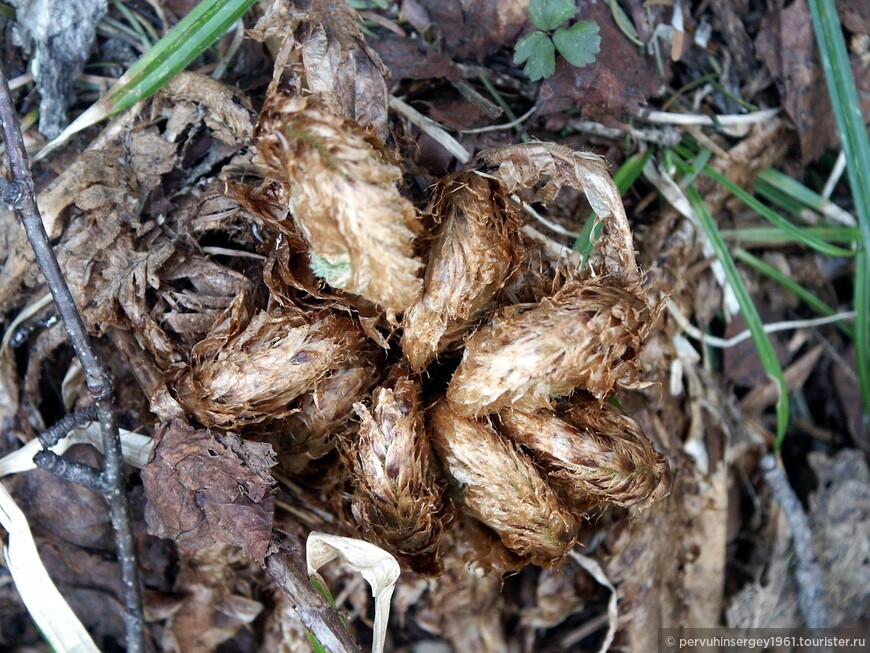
left=429, top=400, right=578, bottom=564
left=254, top=93, right=423, bottom=314
left=498, top=400, right=672, bottom=511
left=446, top=276, right=654, bottom=416
left=175, top=293, right=367, bottom=430
left=349, top=376, right=448, bottom=575
left=264, top=343, right=383, bottom=476
left=401, top=171, right=521, bottom=372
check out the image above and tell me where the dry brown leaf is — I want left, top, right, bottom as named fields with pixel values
left=175, top=292, right=367, bottom=429
left=438, top=512, right=528, bottom=577
left=349, top=374, right=448, bottom=575
left=141, top=420, right=276, bottom=561
left=250, top=0, right=389, bottom=139
left=447, top=276, right=656, bottom=416
left=161, top=544, right=263, bottom=653
left=429, top=400, right=577, bottom=563
left=415, top=571, right=509, bottom=653
left=401, top=171, right=521, bottom=372
left=255, top=93, right=423, bottom=314
left=498, top=400, right=672, bottom=511
left=157, top=72, right=255, bottom=147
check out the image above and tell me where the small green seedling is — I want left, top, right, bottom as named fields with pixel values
left=514, top=0, right=601, bottom=81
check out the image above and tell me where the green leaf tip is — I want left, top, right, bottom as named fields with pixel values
left=553, top=20, right=601, bottom=68
left=514, top=31, right=556, bottom=82
left=529, top=0, right=577, bottom=32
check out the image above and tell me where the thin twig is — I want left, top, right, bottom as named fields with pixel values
left=264, top=531, right=361, bottom=653
left=564, top=118, right=682, bottom=147
left=759, top=455, right=829, bottom=628
left=666, top=298, right=856, bottom=349
left=37, top=404, right=99, bottom=448
left=0, top=64, right=145, bottom=653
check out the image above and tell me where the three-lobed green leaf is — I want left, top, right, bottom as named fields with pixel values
left=553, top=20, right=601, bottom=68
left=516, top=1, right=599, bottom=81
left=513, top=30, right=556, bottom=82
left=529, top=0, right=577, bottom=32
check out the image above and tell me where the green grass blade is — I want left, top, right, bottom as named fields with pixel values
left=756, top=167, right=857, bottom=226
left=808, top=0, right=870, bottom=422
left=686, top=186, right=790, bottom=449
left=721, top=225, right=861, bottom=245
left=669, top=149, right=855, bottom=257
left=36, top=0, right=256, bottom=159
left=573, top=150, right=650, bottom=269
left=735, top=248, right=854, bottom=339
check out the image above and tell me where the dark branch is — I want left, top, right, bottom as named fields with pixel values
left=0, top=64, right=146, bottom=653
left=264, top=531, right=362, bottom=653
left=37, top=404, right=99, bottom=449
left=32, top=451, right=107, bottom=491
left=760, top=454, right=829, bottom=628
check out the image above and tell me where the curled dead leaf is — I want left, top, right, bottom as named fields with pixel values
left=499, top=400, right=672, bottom=511
left=447, top=276, right=656, bottom=416
left=175, top=292, right=367, bottom=429
left=255, top=93, right=423, bottom=314
left=477, top=142, right=641, bottom=285
left=349, top=374, right=448, bottom=575
left=429, top=400, right=577, bottom=563
left=401, top=171, right=521, bottom=372
left=250, top=0, right=389, bottom=139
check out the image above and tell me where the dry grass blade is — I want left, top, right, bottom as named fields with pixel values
left=499, top=401, right=672, bottom=510
left=477, top=142, right=641, bottom=285
left=447, top=276, right=656, bottom=416
left=176, top=294, right=366, bottom=429
left=429, top=400, right=578, bottom=563
left=350, top=375, right=447, bottom=575
left=256, top=93, right=423, bottom=314
left=402, top=171, right=521, bottom=371
left=0, top=483, right=100, bottom=653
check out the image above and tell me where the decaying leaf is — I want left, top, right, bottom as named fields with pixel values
left=415, top=571, right=510, bottom=653
left=429, top=400, right=577, bottom=563
left=477, top=142, right=642, bottom=285
left=498, top=400, right=672, bottom=511
left=250, top=0, right=389, bottom=139
left=161, top=544, right=264, bottom=653
left=402, top=171, right=521, bottom=372
left=255, top=93, right=423, bottom=314
left=349, top=374, right=447, bottom=575
left=447, top=276, right=655, bottom=416
left=141, top=420, right=276, bottom=561
left=175, top=292, right=367, bottom=429
left=438, top=512, right=528, bottom=577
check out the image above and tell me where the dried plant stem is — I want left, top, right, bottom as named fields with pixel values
left=264, top=532, right=361, bottom=653
left=760, top=454, right=829, bottom=628
left=0, top=64, right=144, bottom=653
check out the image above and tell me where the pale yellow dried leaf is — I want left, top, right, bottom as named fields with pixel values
left=477, top=142, right=641, bottom=285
